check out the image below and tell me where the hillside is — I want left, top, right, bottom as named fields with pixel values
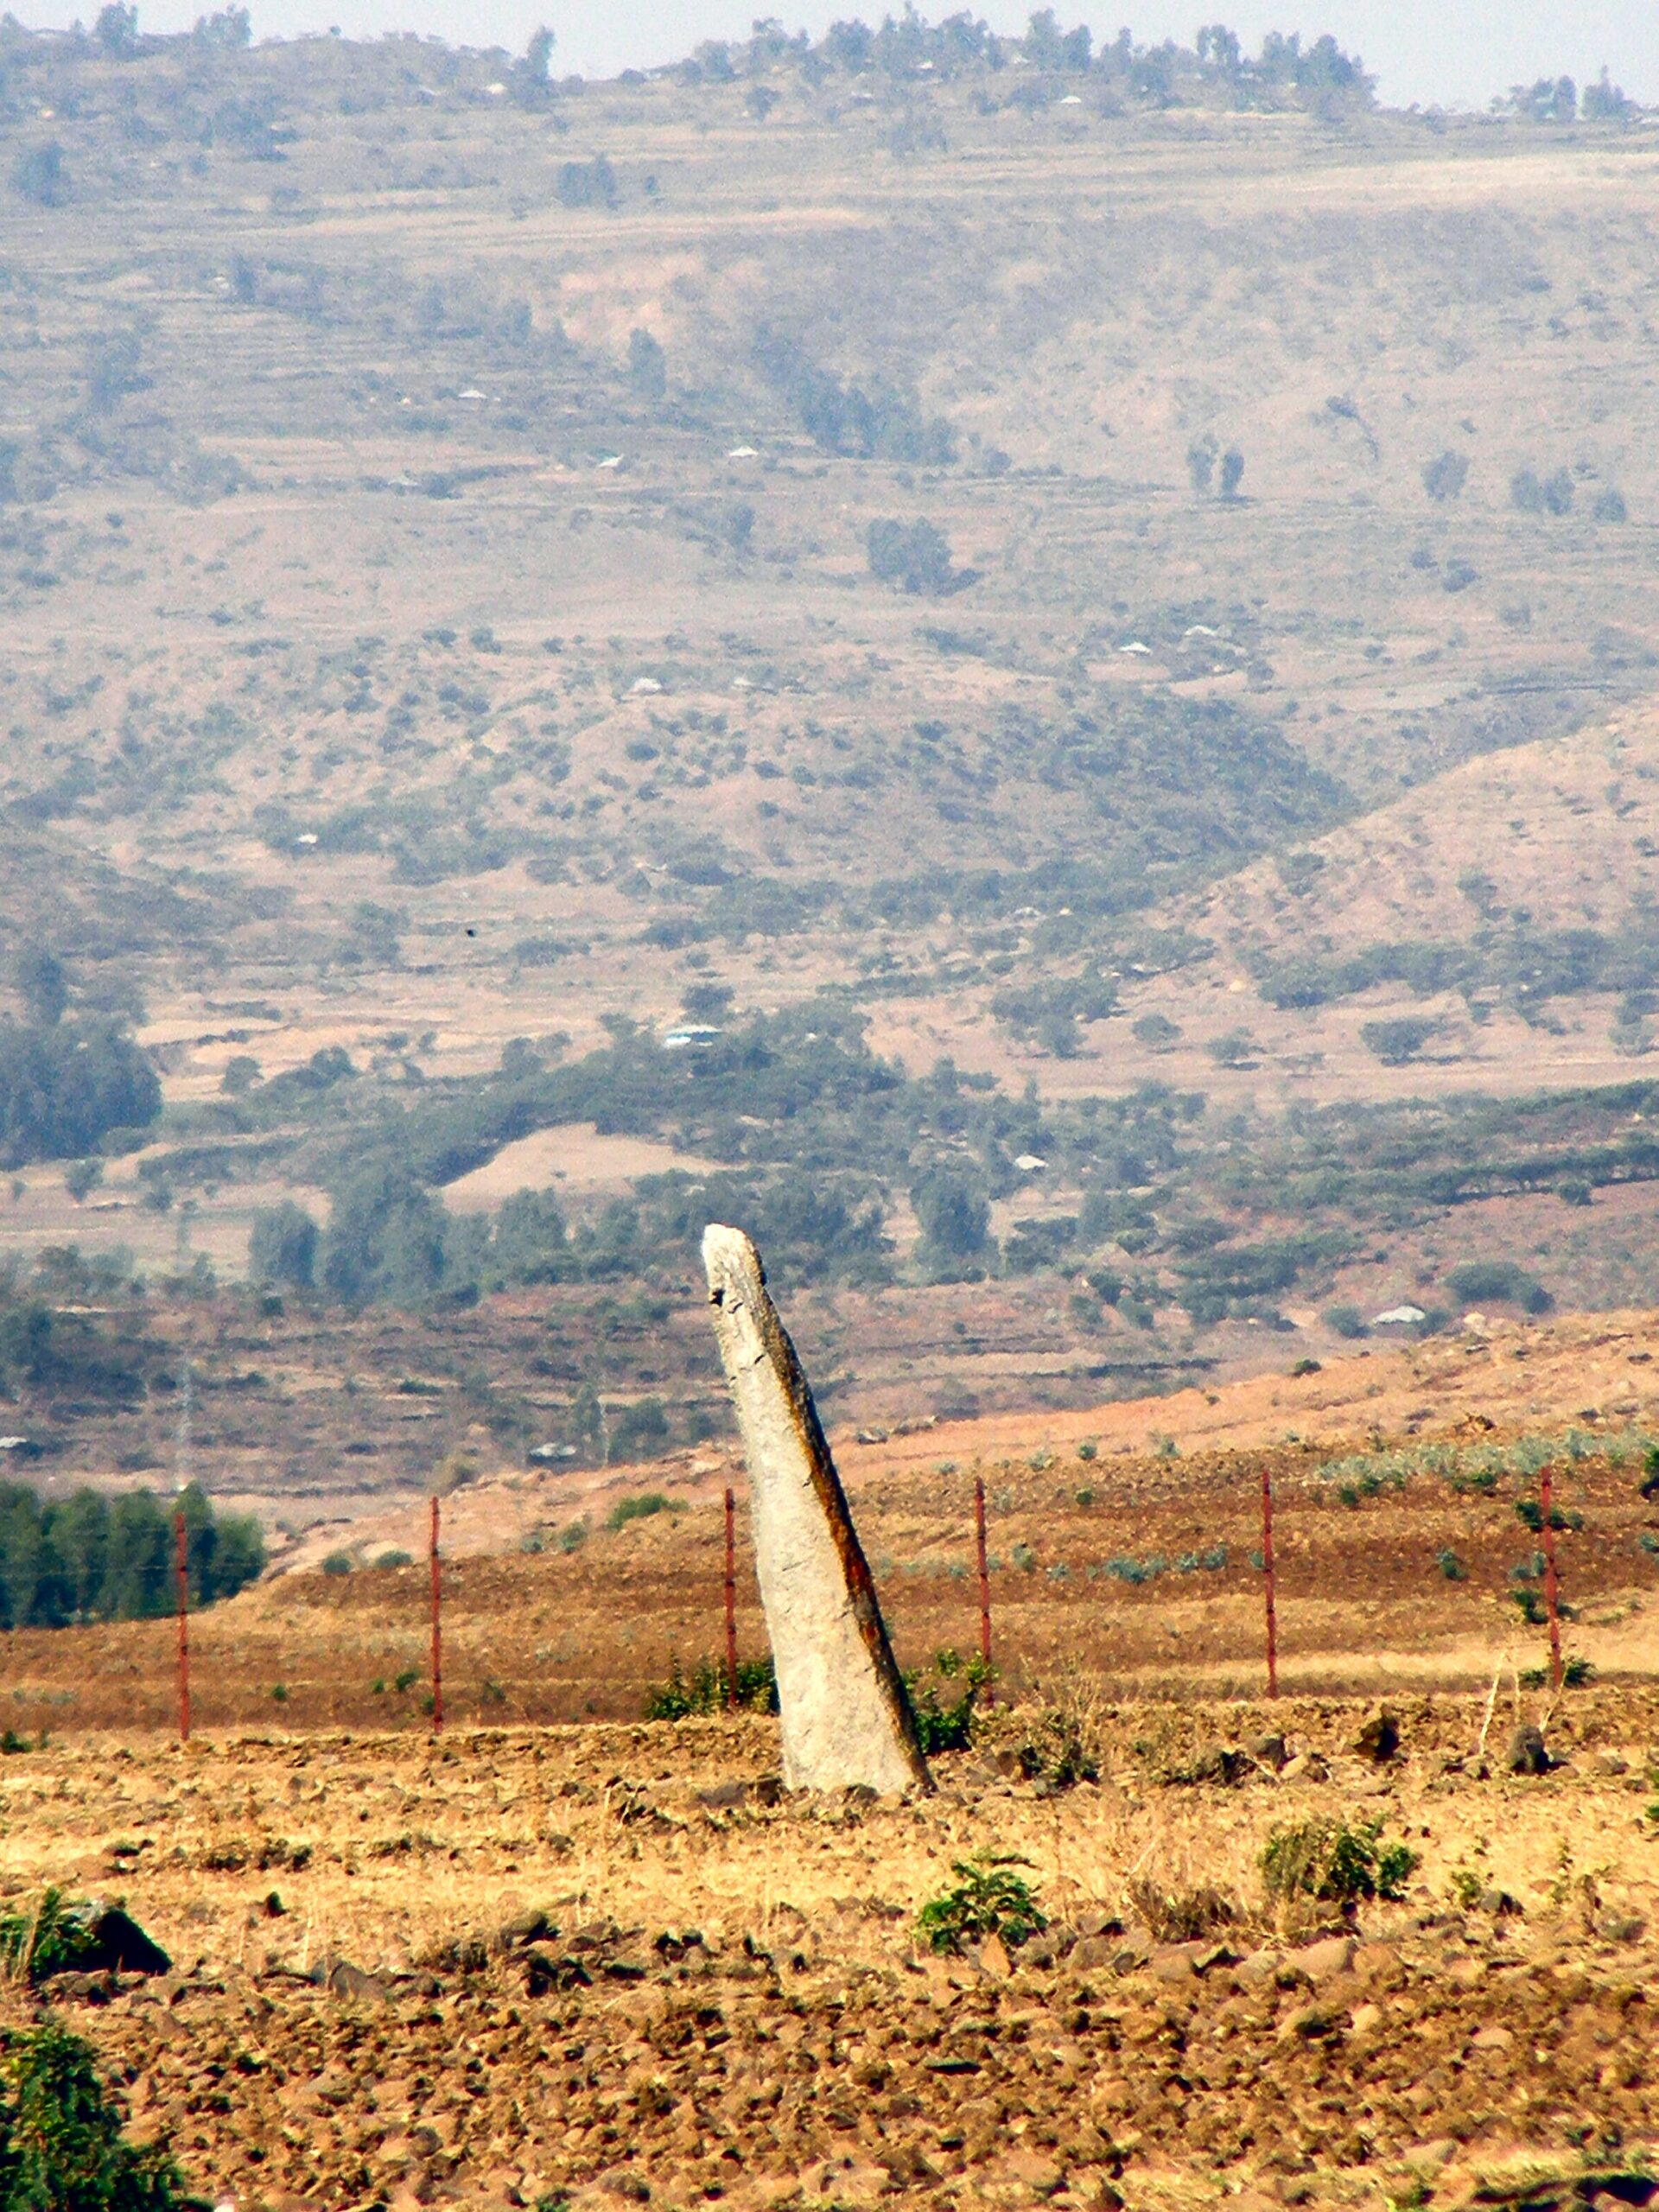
left=2, top=18, right=1659, bottom=1529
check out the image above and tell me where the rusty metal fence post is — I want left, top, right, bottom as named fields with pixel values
left=1261, top=1462, right=1278, bottom=1700
left=723, top=1487, right=739, bottom=1710
left=429, top=1494, right=443, bottom=1734
left=974, top=1474, right=993, bottom=1706
left=1540, top=1462, right=1563, bottom=1693
left=175, top=1507, right=191, bottom=1743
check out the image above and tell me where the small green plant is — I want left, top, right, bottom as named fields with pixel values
left=1520, top=1656, right=1595, bottom=1689
left=321, top=1551, right=353, bottom=1577
left=644, top=1656, right=779, bottom=1720
left=1015, top=1710, right=1100, bottom=1788
left=376, top=1549, right=413, bottom=1569
left=607, top=1491, right=683, bottom=1533
left=0, top=2018, right=192, bottom=2208
left=270, top=1684, right=289, bottom=1704
left=917, top=1853, right=1047, bottom=1955
left=1077, top=1440, right=1097, bottom=1463
left=1512, top=1588, right=1547, bottom=1625
left=1010, top=1542, right=1037, bottom=1572
left=394, top=1665, right=420, bottom=1694
left=1261, top=1819, right=1419, bottom=1907
left=0, top=1891, right=104, bottom=1984
left=1436, top=1547, right=1465, bottom=1580
left=906, top=1654, right=989, bottom=1753
left=481, top=1678, right=507, bottom=1705
left=557, top=1519, right=588, bottom=1554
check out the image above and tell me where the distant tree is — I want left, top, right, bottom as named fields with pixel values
left=1218, top=447, right=1245, bottom=499
left=911, top=1166, right=990, bottom=1268
left=1197, top=24, right=1243, bottom=79
left=250, top=1201, right=318, bottom=1290
left=320, top=1165, right=445, bottom=1305
left=62, top=1159, right=103, bottom=1203
left=1580, top=67, right=1636, bottom=123
left=11, top=143, right=65, bottom=209
left=84, top=329, right=151, bottom=419
left=556, top=155, right=618, bottom=209
left=193, top=8, right=252, bottom=47
left=1360, top=1015, right=1439, bottom=1065
left=1421, top=448, right=1468, bottom=501
left=1510, top=75, right=1577, bottom=122
left=1593, top=486, right=1629, bottom=522
left=1132, top=1011, right=1181, bottom=1047
left=512, top=25, right=556, bottom=106
left=0, top=1020, right=160, bottom=1168
left=94, top=3, right=140, bottom=57
left=1185, top=435, right=1217, bottom=493
left=867, top=516, right=960, bottom=595
left=219, top=1053, right=261, bottom=1095
left=1511, top=465, right=1573, bottom=516
left=16, top=948, right=67, bottom=1029
left=627, top=327, right=667, bottom=402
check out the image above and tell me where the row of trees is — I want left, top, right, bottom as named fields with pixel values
left=0, top=1481, right=264, bottom=1631
left=684, top=16, right=1376, bottom=111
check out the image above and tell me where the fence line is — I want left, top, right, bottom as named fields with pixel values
left=429, top=1495, right=443, bottom=1735
left=175, top=1507, right=191, bottom=1745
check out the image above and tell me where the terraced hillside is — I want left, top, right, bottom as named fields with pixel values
left=3, top=17, right=1659, bottom=1513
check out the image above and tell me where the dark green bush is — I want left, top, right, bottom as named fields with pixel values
left=1444, top=1260, right=1551, bottom=1313
left=643, top=1655, right=778, bottom=1719
left=1261, top=1819, right=1418, bottom=1905
left=0, top=2015, right=190, bottom=2209
left=917, top=1854, right=1046, bottom=1955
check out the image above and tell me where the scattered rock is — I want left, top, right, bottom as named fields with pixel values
left=1506, top=1723, right=1551, bottom=1776
left=1246, top=1732, right=1288, bottom=1771
left=971, top=1931, right=1012, bottom=1979
left=1353, top=1706, right=1401, bottom=1763
left=325, top=1961, right=391, bottom=2002
left=1279, top=1752, right=1329, bottom=1783
left=1173, top=1745, right=1252, bottom=1787
left=524, top=1948, right=591, bottom=1995
left=1284, top=1935, right=1354, bottom=1984
left=1589, top=1750, right=1630, bottom=1777
left=60, top=1903, right=171, bottom=1978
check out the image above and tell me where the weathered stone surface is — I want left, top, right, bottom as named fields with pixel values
left=702, top=1224, right=931, bottom=1796
left=1506, top=1722, right=1550, bottom=1775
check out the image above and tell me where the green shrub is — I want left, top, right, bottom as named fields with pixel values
left=606, top=1491, right=683, bottom=1533
left=917, top=1853, right=1046, bottom=1954
left=321, top=1552, right=353, bottom=1577
left=1360, top=1015, right=1439, bottom=1066
left=905, top=1655, right=988, bottom=1752
left=1436, top=1547, right=1465, bottom=1580
left=643, top=1655, right=779, bottom=1719
left=1444, top=1260, right=1551, bottom=1313
left=0, top=2017, right=190, bottom=2209
left=1261, top=1818, right=1419, bottom=1905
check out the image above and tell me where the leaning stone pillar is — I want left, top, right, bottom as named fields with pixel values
left=702, top=1224, right=931, bottom=1796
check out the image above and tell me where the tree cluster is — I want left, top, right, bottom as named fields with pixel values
left=0, top=1480, right=264, bottom=1630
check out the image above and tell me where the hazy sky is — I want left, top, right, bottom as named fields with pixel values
left=23, top=4, right=1659, bottom=110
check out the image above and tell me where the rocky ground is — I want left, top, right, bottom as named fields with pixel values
left=3, top=1693, right=1658, bottom=2212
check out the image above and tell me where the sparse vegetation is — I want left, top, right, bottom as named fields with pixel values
left=1261, top=1818, right=1419, bottom=1906
left=917, top=1853, right=1046, bottom=1955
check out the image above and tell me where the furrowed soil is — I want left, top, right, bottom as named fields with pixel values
left=3, top=1699, right=1658, bottom=2212
left=5, top=1321, right=1659, bottom=2208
